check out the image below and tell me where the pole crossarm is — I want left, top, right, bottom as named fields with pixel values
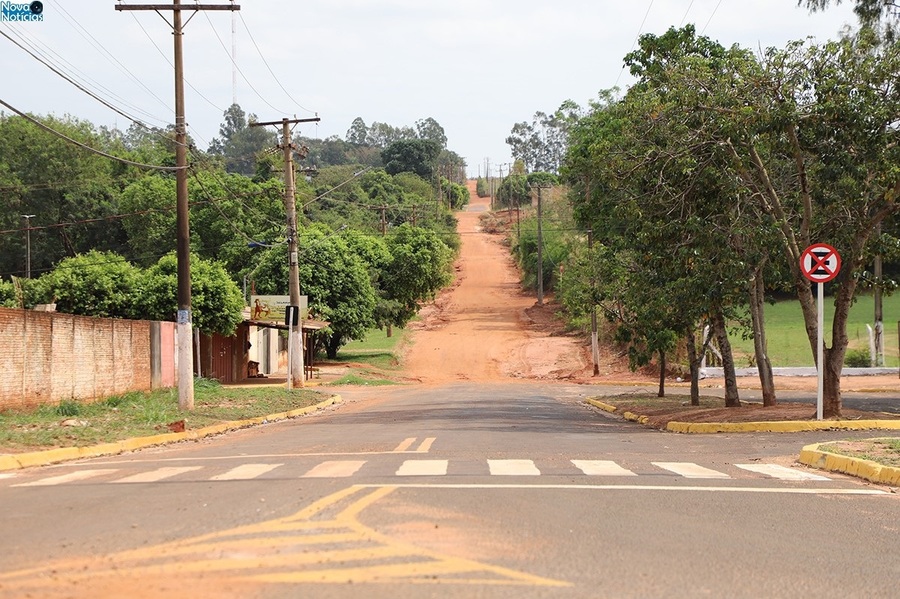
left=115, top=5, right=241, bottom=10
left=250, top=117, right=321, bottom=128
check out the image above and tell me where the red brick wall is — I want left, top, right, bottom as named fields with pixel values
left=0, top=308, right=154, bottom=410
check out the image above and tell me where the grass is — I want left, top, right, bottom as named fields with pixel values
left=333, top=326, right=409, bottom=371
left=818, top=438, right=900, bottom=468
left=729, top=293, right=900, bottom=367
left=0, top=378, right=325, bottom=453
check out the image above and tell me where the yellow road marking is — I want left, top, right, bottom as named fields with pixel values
left=0, top=484, right=570, bottom=590
left=393, top=437, right=416, bottom=452
left=416, top=437, right=436, bottom=452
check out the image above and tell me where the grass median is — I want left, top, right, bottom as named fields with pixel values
left=0, top=378, right=327, bottom=453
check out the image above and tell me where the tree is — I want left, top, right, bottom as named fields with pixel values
left=346, top=117, right=368, bottom=145
left=0, top=114, right=128, bottom=278
left=383, top=224, right=454, bottom=324
left=26, top=251, right=141, bottom=319
left=252, top=224, right=378, bottom=358
left=801, top=0, right=900, bottom=36
left=415, top=117, right=447, bottom=149
left=207, top=104, right=275, bottom=177
left=137, top=252, right=244, bottom=336
left=382, top=139, right=441, bottom=179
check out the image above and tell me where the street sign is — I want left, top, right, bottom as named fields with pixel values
left=800, top=244, right=841, bottom=283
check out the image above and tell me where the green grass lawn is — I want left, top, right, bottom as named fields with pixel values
left=730, top=293, right=900, bottom=367
left=331, top=326, right=409, bottom=371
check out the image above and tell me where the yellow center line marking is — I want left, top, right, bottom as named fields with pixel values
left=415, top=437, right=436, bottom=452
left=393, top=437, right=417, bottom=452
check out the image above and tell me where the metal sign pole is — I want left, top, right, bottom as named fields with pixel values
left=286, top=325, right=293, bottom=391
left=817, top=282, right=824, bottom=421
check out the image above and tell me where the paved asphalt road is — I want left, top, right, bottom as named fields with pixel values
left=1, top=382, right=897, bottom=598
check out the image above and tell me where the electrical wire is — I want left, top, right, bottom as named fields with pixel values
left=679, top=0, right=696, bottom=26
left=237, top=13, right=316, bottom=116
left=0, top=28, right=187, bottom=149
left=202, top=12, right=291, bottom=116
left=701, top=0, right=726, bottom=34
left=0, top=24, right=169, bottom=128
left=127, top=13, right=226, bottom=115
left=615, top=0, right=656, bottom=89
left=0, top=98, right=186, bottom=171
left=54, top=4, right=172, bottom=118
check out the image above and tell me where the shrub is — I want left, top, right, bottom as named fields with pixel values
left=844, top=348, right=871, bottom=368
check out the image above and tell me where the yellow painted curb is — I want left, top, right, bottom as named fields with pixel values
left=585, top=398, right=617, bottom=413
left=623, top=411, right=649, bottom=424
left=799, top=442, right=900, bottom=486
left=667, top=420, right=900, bottom=434
left=0, top=395, right=341, bottom=472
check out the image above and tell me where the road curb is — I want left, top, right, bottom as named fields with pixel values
left=585, top=398, right=618, bottom=413
left=0, top=395, right=341, bottom=472
left=666, top=420, right=900, bottom=434
left=799, top=441, right=900, bottom=486
left=584, top=399, right=900, bottom=434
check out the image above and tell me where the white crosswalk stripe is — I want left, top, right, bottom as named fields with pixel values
left=13, top=469, right=117, bottom=487
left=488, top=459, right=541, bottom=476
left=652, top=462, right=731, bottom=479
left=112, top=466, right=202, bottom=484
left=396, top=460, right=448, bottom=476
left=302, top=460, right=366, bottom=478
left=735, top=464, right=832, bottom=481
left=572, top=460, right=638, bottom=476
left=209, top=463, right=283, bottom=481
left=3, top=460, right=835, bottom=486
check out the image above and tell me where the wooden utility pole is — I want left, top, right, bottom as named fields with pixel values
left=529, top=183, right=551, bottom=306
left=116, top=1, right=240, bottom=411
left=588, top=229, right=600, bottom=375
left=251, top=117, right=320, bottom=388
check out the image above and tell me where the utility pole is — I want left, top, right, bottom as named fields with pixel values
left=874, top=222, right=884, bottom=366
left=21, top=214, right=35, bottom=278
left=117, top=1, right=240, bottom=411
left=588, top=229, right=600, bottom=375
left=251, top=117, right=320, bottom=389
left=529, top=183, right=551, bottom=306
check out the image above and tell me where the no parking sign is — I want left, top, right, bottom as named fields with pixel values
left=800, top=244, right=841, bottom=283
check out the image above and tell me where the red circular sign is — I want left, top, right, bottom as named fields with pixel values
left=800, top=243, right=841, bottom=283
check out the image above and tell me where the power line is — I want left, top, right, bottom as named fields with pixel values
left=237, top=13, right=316, bottom=116
left=701, top=0, right=726, bottom=34
left=615, top=0, right=656, bottom=89
left=0, top=28, right=187, bottom=149
left=203, top=11, right=291, bottom=116
left=0, top=98, right=186, bottom=171
left=128, top=12, right=226, bottom=115
left=53, top=4, right=173, bottom=118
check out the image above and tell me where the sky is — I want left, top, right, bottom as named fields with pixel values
left=1, top=1, right=859, bottom=178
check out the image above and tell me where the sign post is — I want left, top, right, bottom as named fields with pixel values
left=285, top=305, right=300, bottom=391
left=800, top=243, right=841, bottom=420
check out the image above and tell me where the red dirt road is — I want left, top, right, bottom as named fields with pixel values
left=401, top=181, right=590, bottom=384
left=400, top=181, right=898, bottom=395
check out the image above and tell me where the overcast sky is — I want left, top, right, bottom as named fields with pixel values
left=2, top=1, right=858, bottom=177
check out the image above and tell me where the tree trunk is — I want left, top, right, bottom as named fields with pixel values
left=685, top=329, right=701, bottom=406
left=748, top=266, right=776, bottom=406
left=711, top=308, right=740, bottom=407
left=657, top=349, right=666, bottom=398
left=326, top=333, right=341, bottom=360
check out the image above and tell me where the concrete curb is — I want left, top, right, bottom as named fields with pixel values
left=585, top=398, right=618, bottom=413
left=799, top=441, right=900, bottom=486
left=584, top=399, right=900, bottom=434
left=0, top=395, right=341, bottom=472
left=666, top=420, right=900, bottom=434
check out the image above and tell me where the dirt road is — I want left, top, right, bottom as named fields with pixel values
left=399, top=181, right=898, bottom=395
left=401, top=181, right=590, bottom=385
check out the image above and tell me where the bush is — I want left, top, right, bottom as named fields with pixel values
left=844, top=348, right=871, bottom=368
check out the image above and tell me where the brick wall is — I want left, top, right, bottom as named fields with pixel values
left=0, top=308, right=157, bottom=410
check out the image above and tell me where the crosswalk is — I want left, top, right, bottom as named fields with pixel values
left=7, top=458, right=832, bottom=487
